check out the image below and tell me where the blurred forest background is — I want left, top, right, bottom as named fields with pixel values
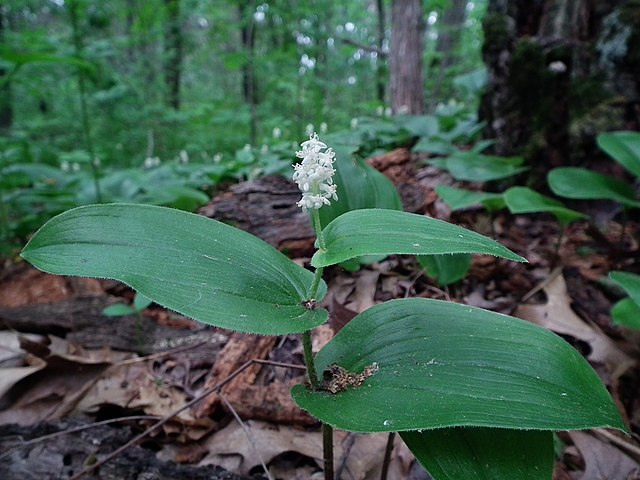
left=1, top=0, right=639, bottom=255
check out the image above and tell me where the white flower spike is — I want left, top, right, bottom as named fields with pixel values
left=293, top=133, right=338, bottom=211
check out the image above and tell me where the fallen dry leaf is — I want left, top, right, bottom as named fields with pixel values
left=569, top=431, right=639, bottom=480
left=515, top=272, right=630, bottom=369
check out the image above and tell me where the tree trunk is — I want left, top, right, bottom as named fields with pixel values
left=163, top=0, right=182, bottom=110
left=375, top=0, right=387, bottom=104
left=238, top=1, right=258, bottom=145
left=480, top=0, right=640, bottom=173
left=390, top=0, right=426, bottom=115
left=0, top=5, right=12, bottom=133
left=430, top=0, right=468, bottom=108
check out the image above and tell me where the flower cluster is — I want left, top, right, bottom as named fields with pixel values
left=293, top=133, right=338, bottom=211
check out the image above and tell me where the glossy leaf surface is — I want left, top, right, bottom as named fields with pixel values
left=21, top=204, right=327, bottom=335
left=311, top=209, right=525, bottom=267
left=548, top=168, right=640, bottom=208
left=291, top=298, right=625, bottom=433
left=504, top=186, right=587, bottom=225
left=402, top=428, right=554, bottom=480
left=597, top=131, right=640, bottom=178
left=435, top=185, right=505, bottom=212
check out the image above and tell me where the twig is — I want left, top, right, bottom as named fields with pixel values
left=593, top=428, right=640, bottom=462
left=0, top=415, right=161, bottom=461
left=337, top=37, right=387, bottom=57
left=68, top=358, right=304, bottom=479
left=335, top=432, right=357, bottom=480
left=117, top=341, right=208, bottom=365
left=323, top=423, right=334, bottom=480
left=220, top=394, right=274, bottom=480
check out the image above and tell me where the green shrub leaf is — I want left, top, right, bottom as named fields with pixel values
left=597, top=131, right=640, bottom=178
left=402, top=428, right=554, bottom=480
left=291, top=298, right=625, bottom=433
left=311, top=209, right=525, bottom=267
left=609, top=271, right=640, bottom=305
left=445, top=152, right=527, bottom=181
left=504, top=186, right=587, bottom=225
left=611, top=298, right=640, bottom=330
left=548, top=168, right=640, bottom=209
left=21, top=204, right=327, bottom=335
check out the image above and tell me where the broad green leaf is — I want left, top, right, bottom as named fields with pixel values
left=504, top=186, right=587, bottom=226
left=417, top=253, right=472, bottom=286
left=597, top=131, right=640, bottom=178
left=435, top=185, right=505, bottom=212
left=414, top=139, right=457, bottom=155
left=402, top=428, right=553, bottom=480
left=445, top=152, right=527, bottom=182
left=548, top=168, right=640, bottom=209
left=291, top=298, right=625, bottom=433
left=311, top=209, right=525, bottom=268
left=102, top=304, right=136, bottom=317
left=609, top=271, right=640, bottom=305
left=21, top=204, right=327, bottom=335
left=611, top=298, right=640, bottom=330
left=317, top=144, right=402, bottom=230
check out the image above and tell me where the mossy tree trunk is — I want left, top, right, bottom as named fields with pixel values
left=480, top=0, right=640, bottom=173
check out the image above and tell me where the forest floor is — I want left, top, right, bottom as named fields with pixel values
left=0, top=152, right=639, bottom=479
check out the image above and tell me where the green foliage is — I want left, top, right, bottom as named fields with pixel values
left=21, top=204, right=327, bottom=335
left=402, top=428, right=553, bottom=480
left=311, top=209, right=526, bottom=268
left=103, top=292, right=153, bottom=317
left=437, top=151, right=527, bottom=182
left=503, top=186, right=587, bottom=226
left=417, top=253, right=472, bottom=286
left=597, top=131, right=640, bottom=178
left=609, top=271, right=640, bottom=330
left=548, top=167, right=640, bottom=209
left=435, top=185, right=505, bottom=212
left=291, top=298, right=625, bottom=432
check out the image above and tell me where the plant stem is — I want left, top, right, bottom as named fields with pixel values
left=323, top=423, right=334, bottom=480
left=380, top=432, right=396, bottom=480
left=312, top=208, right=326, bottom=251
left=302, top=330, right=319, bottom=389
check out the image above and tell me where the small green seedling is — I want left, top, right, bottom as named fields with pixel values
left=21, top=133, right=625, bottom=480
left=435, top=185, right=506, bottom=213
left=609, top=271, right=640, bottom=331
left=417, top=253, right=472, bottom=287
left=102, top=292, right=153, bottom=317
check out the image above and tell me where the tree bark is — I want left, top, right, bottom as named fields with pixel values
left=390, top=0, right=426, bottom=114
left=480, top=0, right=640, bottom=172
left=238, top=1, right=258, bottom=145
left=163, top=0, right=182, bottom=110
left=375, top=0, right=387, bottom=104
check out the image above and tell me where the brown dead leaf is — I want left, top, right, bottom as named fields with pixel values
left=175, top=420, right=412, bottom=479
left=515, top=272, right=630, bottom=369
left=569, top=431, right=640, bottom=480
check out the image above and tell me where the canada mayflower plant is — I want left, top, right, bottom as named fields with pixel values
left=21, top=132, right=625, bottom=480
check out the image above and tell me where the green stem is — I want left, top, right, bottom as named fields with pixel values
left=302, top=330, right=319, bottom=389
left=380, top=432, right=396, bottom=480
left=312, top=208, right=326, bottom=251
left=323, top=423, right=334, bottom=480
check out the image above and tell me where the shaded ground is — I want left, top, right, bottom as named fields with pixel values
left=0, top=153, right=639, bottom=479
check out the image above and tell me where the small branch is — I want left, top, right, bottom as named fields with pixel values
left=323, top=423, right=334, bottom=480
left=380, top=432, right=396, bottom=480
left=337, top=37, right=387, bottom=57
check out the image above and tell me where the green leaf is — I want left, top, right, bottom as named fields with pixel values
left=21, top=204, right=327, bottom=335
left=609, top=271, right=640, bottom=305
left=597, top=131, right=640, bottom=178
left=402, top=428, right=554, bottom=480
left=311, top=209, right=525, bottom=268
left=611, top=298, right=640, bottom=330
left=291, top=298, right=625, bottom=433
left=417, top=253, right=472, bottom=286
left=435, top=185, right=505, bottom=212
left=548, top=168, right=640, bottom=209
left=133, top=292, right=153, bottom=312
left=102, top=304, right=136, bottom=317
left=317, top=144, right=402, bottom=230
left=445, top=152, right=527, bottom=182
left=504, top=186, right=587, bottom=226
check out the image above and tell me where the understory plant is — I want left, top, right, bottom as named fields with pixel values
left=21, top=134, right=625, bottom=479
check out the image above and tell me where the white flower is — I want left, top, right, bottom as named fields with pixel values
left=179, top=150, right=189, bottom=164
left=305, top=123, right=314, bottom=136
left=320, top=122, right=328, bottom=134
left=272, top=127, right=282, bottom=138
left=350, top=118, right=358, bottom=129
left=60, top=160, right=70, bottom=172
left=292, top=133, right=338, bottom=211
left=548, top=61, right=567, bottom=73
